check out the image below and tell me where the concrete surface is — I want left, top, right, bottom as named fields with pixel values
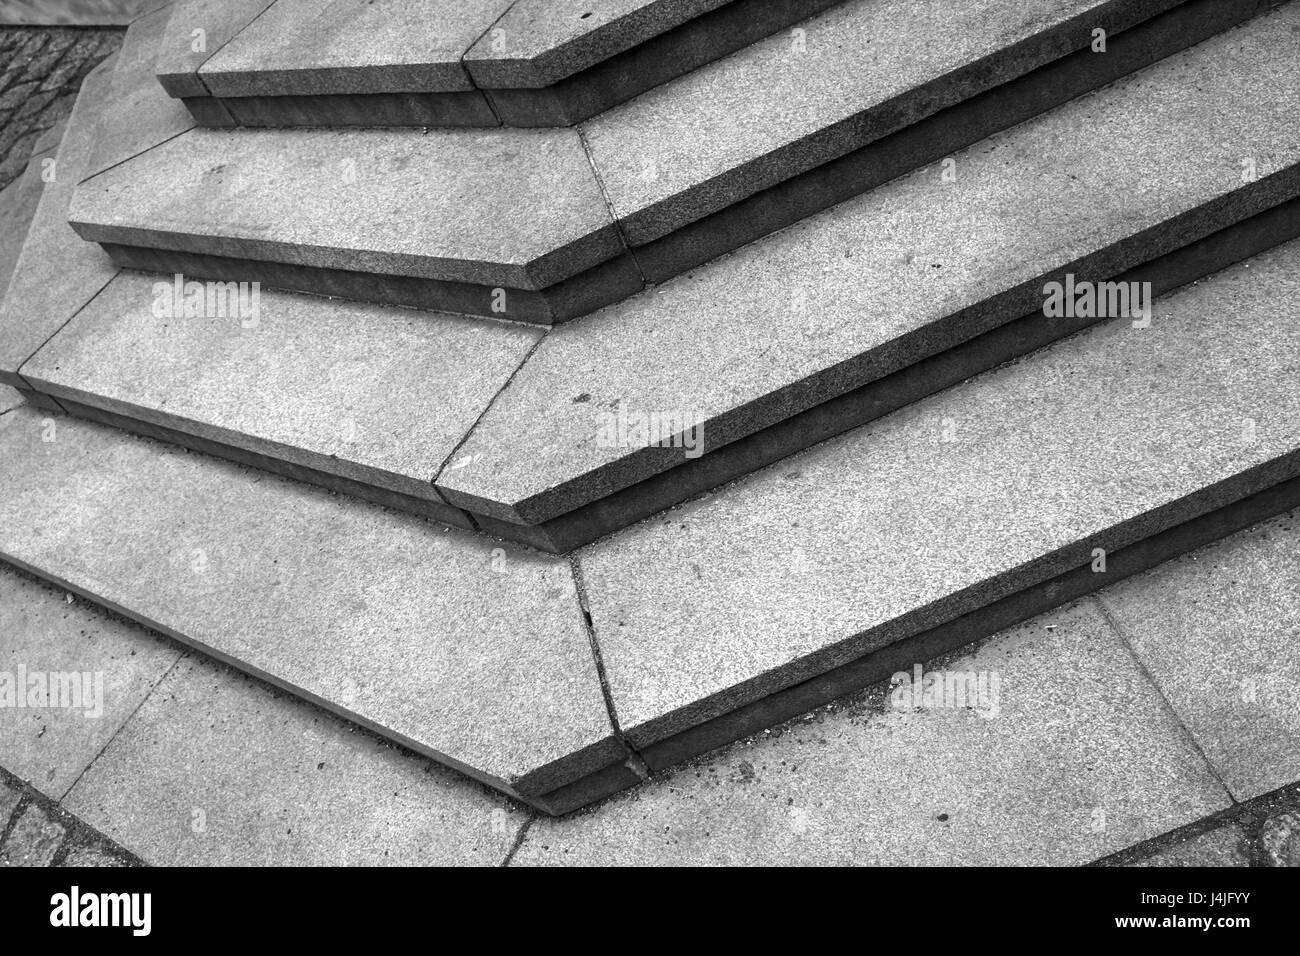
left=582, top=0, right=1182, bottom=245
left=22, top=270, right=540, bottom=506
left=514, top=602, right=1229, bottom=865
left=0, top=803, right=64, bottom=866
left=0, top=55, right=118, bottom=388
left=0, top=409, right=624, bottom=802
left=465, top=0, right=729, bottom=87
left=577, top=239, right=1300, bottom=749
left=1099, top=510, right=1300, bottom=801
left=198, top=0, right=512, bottom=96
left=0, top=133, right=57, bottom=298
left=154, top=0, right=276, bottom=98
left=69, top=124, right=622, bottom=290
left=0, top=565, right=182, bottom=800
left=0, top=387, right=19, bottom=414
left=1128, top=824, right=1250, bottom=866
left=64, top=656, right=525, bottom=866
left=83, top=3, right=194, bottom=181
left=440, top=9, right=1300, bottom=525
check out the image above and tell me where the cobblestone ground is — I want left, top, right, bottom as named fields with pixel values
left=0, top=26, right=124, bottom=191
left=0, top=767, right=139, bottom=867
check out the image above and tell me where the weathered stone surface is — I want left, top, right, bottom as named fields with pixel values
left=0, top=410, right=622, bottom=800
left=465, top=0, right=728, bottom=88
left=64, top=656, right=524, bottom=866
left=61, top=844, right=128, bottom=867
left=582, top=0, right=1184, bottom=245
left=0, top=387, right=21, bottom=414
left=1099, top=511, right=1300, bottom=802
left=84, top=3, right=194, bottom=181
left=514, top=603, right=1229, bottom=865
left=0, top=779, right=20, bottom=826
left=198, top=0, right=513, bottom=96
left=439, top=8, right=1300, bottom=525
left=154, top=0, right=276, bottom=98
left=0, top=564, right=182, bottom=800
left=1261, top=811, right=1300, bottom=867
left=0, top=153, right=48, bottom=298
left=578, top=239, right=1300, bottom=749
left=0, top=56, right=117, bottom=388
left=0, top=803, right=65, bottom=866
left=1129, top=824, right=1250, bottom=867
left=22, top=271, right=541, bottom=508
left=70, top=125, right=620, bottom=290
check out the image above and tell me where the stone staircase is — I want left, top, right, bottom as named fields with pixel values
left=1, top=0, right=1298, bottom=815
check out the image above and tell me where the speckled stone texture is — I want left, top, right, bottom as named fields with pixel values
left=465, top=0, right=729, bottom=87
left=63, top=656, right=526, bottom=866
left=577, top=238, right=1300, bottom=750
left=0, top=55, right=117, bottom=388
left=22, top=271, right=540, bottom=510
left=69, top=124, right=621, bottom=291
left=0, top=566, right=182, bottom=800
left=0, top=803, right=65, bottom=865
left=0, top=122, right=61, bottom=299
left=197, top=0, right=513, bottom=96
left=154, top=0, right=275, bottom=97
left=83, top=3, right=193, bottom=181
left=581, top=0, right=1184, bottom=245
left=1099, top=509, right=1300, bottom=801
left=0, top=409, right=625, bottom=805
left=514, top=602, right=1229, bottom=865
left=1128, top=825, right=1251, bottom=866
left=438, top=7, right=1300, bottom=526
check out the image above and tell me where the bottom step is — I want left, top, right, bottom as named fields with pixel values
left=1, top=239, right=1299, bottom=813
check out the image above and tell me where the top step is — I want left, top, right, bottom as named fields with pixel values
left=154, top=0, right=841, bottom=127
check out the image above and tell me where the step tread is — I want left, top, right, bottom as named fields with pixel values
left=67, top=122, right=621, bottom=291
left=0, top=407, right=623, bottom=800
left=155, top=0, right=276, bottom=98
left=438, top=7, right=1300, bottom=525
left=0, top=56, right=118, bottom=390
left=582, top=0, right=1182, bottom=244
left=579, top=238, right=1300, bottom=747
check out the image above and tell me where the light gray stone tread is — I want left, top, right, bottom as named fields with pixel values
left=437, top=7, right=1300, bottom=525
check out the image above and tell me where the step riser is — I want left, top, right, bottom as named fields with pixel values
left=177, top=0, right=843, bottom=129
left=636, top=470, right=1300, bottom=774
left=94, top=245, right=645, bottom=327
left=635, top=0, right=1282, bottom=283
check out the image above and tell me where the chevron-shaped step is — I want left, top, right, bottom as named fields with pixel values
left=4, top=234, right=1300, bottom=813
left=65, top=0, right=1275, bottom=324
left=22, top=4, right=1300, bottom=548
left=157, top=0, right=841, bottom=127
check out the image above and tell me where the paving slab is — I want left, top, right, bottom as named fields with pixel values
left=0, top=57, right=118, bottom=389
left=69, top=124, right=621, bottom=291
left=0, top=164, right=46, bottom=304
left=1127, top=824, right=1251, bottom=867
left=0, top=565, right=182, bottom=800
left=582, top=0, right=1185, bottom=245
left=154, top=0, right=277, bottom=98
left=0, top=803, right=65, bottom=867
left=22, top=270, right=541, bottom=512
left=0, top=388, right=23, bottom=414
left=0, top=408, right=623, bottom=804
left=197, top=0, right=513, bottom=96
left=0, top=780, right=19, bottom=827
left=64, top=656, right=524, bottom=866
left=84, top=2, right=195, bottom=181
left=1098, top=511, right=1300, bottom=802
left=61, top=845, right=128, bottom=867
left=464, top=0, right=730, bottom=88
left=515, top=602, right=1228, bottom=865
left=439, top=7, right=1300, bottom=526
left=577, top=238, right=1300, bottom=750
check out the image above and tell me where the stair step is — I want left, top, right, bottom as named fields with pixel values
left=158, top=0, right=839, bottom=128
left=579, top=236, right=1300, bottom=759
left=65, top=0, right=1267, bottom=324
left=4, top=236, right=1298, bottom=815
left=0, top=407, right=632, bottom=816
left=435, top=6, right=1300, bottom=548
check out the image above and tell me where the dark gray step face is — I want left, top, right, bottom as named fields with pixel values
left=437, top=5, right=1300, bottom=542
left=67, top=0, right=1264, bottom=325
left=161, top=0, right=840, bottom=128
